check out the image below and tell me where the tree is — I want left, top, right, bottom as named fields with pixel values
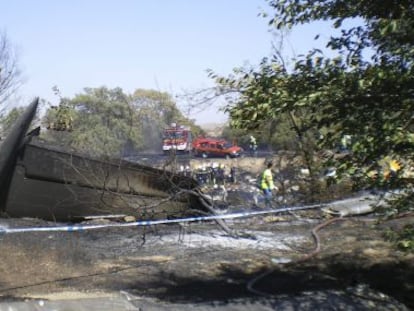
left=41, top=87, right=202, bottom=158
left=0, top=31, right=22, bottom=108
left=42, top=87, right=144, bottom=158
left=213, top=0, right=413, bottom=213
left=0, top=106, right=25, bottom=138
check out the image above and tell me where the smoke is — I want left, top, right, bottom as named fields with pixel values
left=141, top=118, right=162, bottom=153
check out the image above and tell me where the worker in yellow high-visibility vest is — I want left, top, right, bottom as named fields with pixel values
left=260, top=161, right=276, bottom=207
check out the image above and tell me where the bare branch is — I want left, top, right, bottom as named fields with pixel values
left=0, top=31, right=23, bottom=107
left=177, top=86, right=239, bottom=120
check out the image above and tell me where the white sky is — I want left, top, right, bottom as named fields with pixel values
left=0, top=0, right=340, bottom=124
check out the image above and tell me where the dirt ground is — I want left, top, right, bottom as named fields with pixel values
left=0, top=156, right=413, bottom=310
left=0, top=210, right=413, bottom=310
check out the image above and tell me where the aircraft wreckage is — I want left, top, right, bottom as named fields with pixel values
left=0, top=98, right=206, bottom=221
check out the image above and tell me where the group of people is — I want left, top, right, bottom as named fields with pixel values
left=179, top=163, right=237, bottom=186
left=178, top=150, right=278, bottom=208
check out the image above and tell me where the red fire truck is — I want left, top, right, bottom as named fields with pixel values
left=162, top=123, right=192, bottom=154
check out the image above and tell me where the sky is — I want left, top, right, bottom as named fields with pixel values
left=0, top=0, right=338, bottom=125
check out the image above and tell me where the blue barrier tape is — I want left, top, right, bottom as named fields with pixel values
left=0, top=203, right=323, bottom=235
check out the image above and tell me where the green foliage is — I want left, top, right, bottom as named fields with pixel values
left=41, top=87, right=199, bottom=158
left=212, top=0, right=414, bottom=209
left=384, top=224, right=414, bottom=253
left=0, top=106, right=25, bottom=136
left=221, top=125, right=248, bottom=145
left=70, top=87, right=143, bottom=158
left=221, top=112, right=299, bottom=152
left=131, top=89, right=204, bottom=145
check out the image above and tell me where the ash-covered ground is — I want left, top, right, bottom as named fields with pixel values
left=0, top=156, right=413, bottom=310
left=0, top=204, right=412, bottom=310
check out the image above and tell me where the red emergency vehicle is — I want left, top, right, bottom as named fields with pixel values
left=162, top=123, right=192, bottom=154
left=192, top=137, right=243, bottom=158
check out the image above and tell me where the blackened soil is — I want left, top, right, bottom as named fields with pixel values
left=0, top=214, right=412, bottom=310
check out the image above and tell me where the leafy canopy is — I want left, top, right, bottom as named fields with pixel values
left=41, top=87, right=201, bottom=158
left=213, top=0, right=413, bottom=212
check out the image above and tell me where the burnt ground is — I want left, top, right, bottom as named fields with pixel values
left=0, top=155, right=413, bottom=310
left=0, top=209, right=413, bottom=310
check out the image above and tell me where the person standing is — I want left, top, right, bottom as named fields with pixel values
left=249, top=135, right=257, bottom=157
left=260, top=161, right=276, bottom=207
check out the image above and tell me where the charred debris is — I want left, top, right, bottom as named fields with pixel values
left=0, top=98, right=209, bottom=222
left=0, top=99, right=380, bottom=225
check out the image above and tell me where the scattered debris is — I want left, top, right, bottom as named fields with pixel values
left=322, top=195, right=377, bottom=217
left=0, top=99, right=208, bottom=221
